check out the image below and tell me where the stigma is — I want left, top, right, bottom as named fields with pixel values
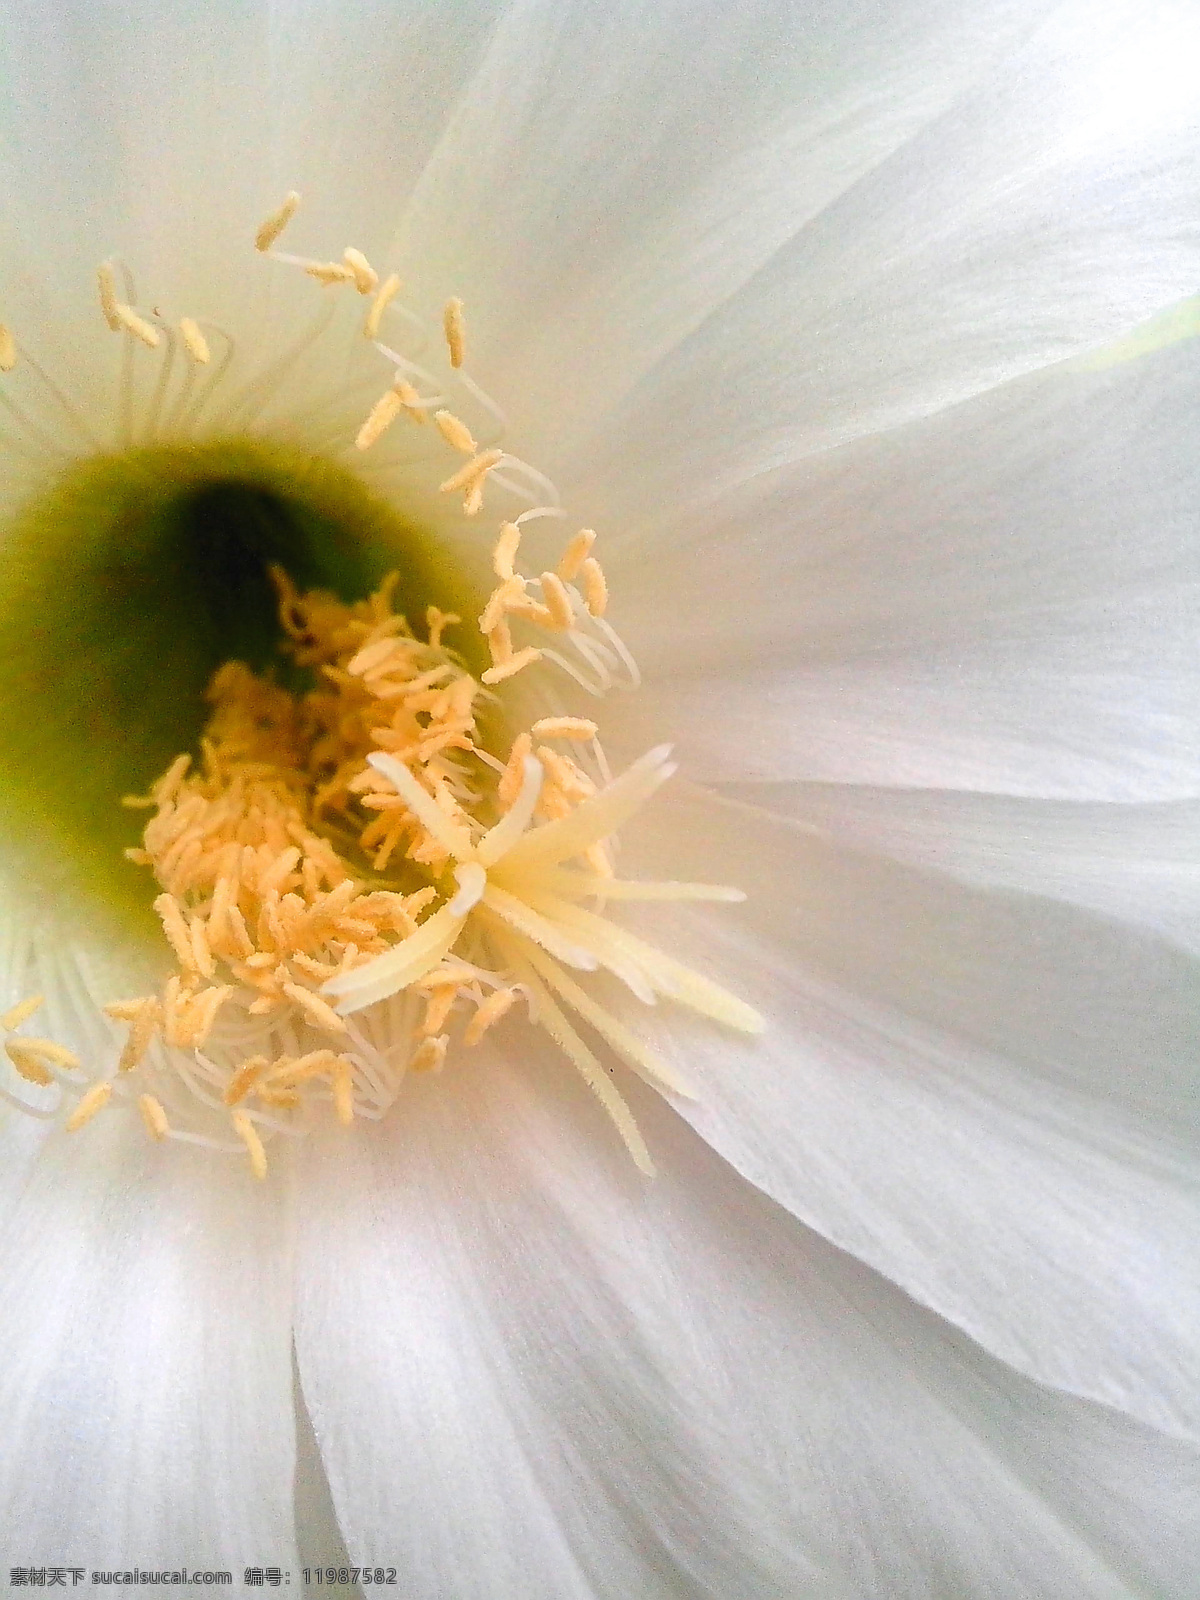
left=0, top=193, right=762, bottom=1178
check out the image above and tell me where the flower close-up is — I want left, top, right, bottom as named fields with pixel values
left=0, top=0, right=1198, bottom=1594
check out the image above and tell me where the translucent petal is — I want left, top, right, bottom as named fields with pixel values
left=0, top=1112, right=297, bottom=1566
left=294, top=1038, right=1200, bottom=1597
left=606, top=339, right=1200, bottom=799
left=616, top=782, right=1200, bottom=1439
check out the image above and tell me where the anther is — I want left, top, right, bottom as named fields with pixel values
left=356, top=387, right=405, bottom=451
left=557, top=528, right=596, bottom=583
left=114, top=304, right=161, bottom=349
left=531, top=717, right=599, bottom=741
left=138, top=1094, right=171, bottom=1141
left=114, top=1003, right=162, bottom=1075
left=283, top=982, right=348, bottom=1034
left=463, top=987, right=518, bottom=1047
left=255, top=190, right=301, bottom=252
left=434, top=409, right=477, bottom=454
left=179, top=317, right=211, bottom=364
left=232, top=1110, right=269, bottom=1179
left=393, top=379, right=429, bottom=422
left=364, top=273, right=402, bottom=339
left=0, top=323, right=15, bottom=373
left=66, top=1081, right=113, bottom=1133
left=439, top=447, right=504, bottom=496
left=7, top=1037, right=81, bottom=1072
left=155, top=893, right=197, bottom=973
left=1, top=994, right=43, bottom=1031
left=479, top=577, right=524, bottom=636
left=580, top=556, right=608, bottom=617
left=487, top=619, right=514, bottom=667
left=223, top=1056, right=270, bottom=1106
left=421, top=986, right=458, bottom=1036
left=539, top=572, right=575, bottom=631
left=443, top=297, right=465, bottom=368
left=332, top=1062, right=355, bottom=1125
left=482, top=645, right=543, bottom=685
left=5, top=1043, right=51, bottom=1086
left=342, top=247, right=379, bottom=294
left=498, top=732, right=532, bottom=808
left=493, top=522, right=521, bottom=580
left=409, top=1035, right=448, bottom=1073
left=306, top=261, right=357, bottom=287
left=97, top=262, right=122, bottom=331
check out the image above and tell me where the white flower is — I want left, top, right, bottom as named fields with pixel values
left=0, top=0, right=1198, bottom=1594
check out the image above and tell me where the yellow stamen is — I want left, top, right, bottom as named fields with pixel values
left=97, top=262, right=122, bottom=331
left=482, top=645, right=543, bottom=685
left=342, top=247, right=379, bottom=294
left=7, top=1036, right=81, bottom=1072
left=364, top=272, right=402, bottom=339
left=332, top=1061, right=355, bottom=1125
left=232, top=1110, right=269, bottom=1179
left=282, top=981, right=348, bottom=1034
left=487, top=619, right=514, bottom=668
left=409, top=1035, right=448, bottom=1073
left=493, top=521, right=521, bottom=580
left=439, top=447, right=504, bottom=496
left=138, top=1094, right=171, bottom=1141
left=1, top=994, right=43, bottom=1031
left=306, top=260, right=357, bottom=286
left=179, top=317, right=211, bottom=364
left=539, top=571, right=574, bottom=632
left=463, top=986, right=518, bottom=1046
left=66, top=1081, right=113, bottom=1133
left=557, top=529, right=596, bottom=583
left=0, top=323, right=15, bottom=373
left=355, top=387, right=405, bottom=450
left=531, top=717, right=599, bottom=742
left=254, top=190, right=301, bottom=251
left=392, top=378, right=429, bottom=422
left=498, top=732, right=533, bottom=808
left=190, top=914, right=215, bottom=979
left=154, top=892, right=197, bottom=974
left=580, top=556, right=608, bottom=617
left=114, top=304, right=161, bottom=349
left=479, top=576, right=524, bottom=635
left=5, top=1044, right=52, bottom=1086
left=111, top=998, right=160, bottom=1075
left=421, top=985, right=458, bottom=1036
left=223, top=1055, right=271, bottom=1105
left=443, top=296, right=465, bottom=367
left=434, top=409, right=477, bottom=454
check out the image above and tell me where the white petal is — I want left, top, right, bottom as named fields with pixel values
left=723, top=784, right=1200, bottom=958
left=610, top=642, right=1198, bottom=800
left=295, top=1039, right=1200, bottom=1597
left=613, top=783, right=1200, bottom=1439
left=0, top=0, right=504, bottom=466
left=395, top=0, right=1055, bottom=462
left=0, top=1111, right=297, bottom=1567
left=567, top=0, right=1200, bottom=522
left=0, top=0, right=501, bottom=286
left=606, top=338, right=1200, bottom=798
left=294, top=1366, right=355, bottom=1573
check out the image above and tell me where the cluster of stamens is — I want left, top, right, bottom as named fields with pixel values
left=0, top=193, right=761, bottom=1178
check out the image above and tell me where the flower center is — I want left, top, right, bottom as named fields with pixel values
left=0, top=437, right=484, bottom=926
left=0, top=194, right=762, bottom=1178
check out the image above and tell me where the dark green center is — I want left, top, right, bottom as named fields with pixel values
left=0, top=438, right=485, bottom=931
